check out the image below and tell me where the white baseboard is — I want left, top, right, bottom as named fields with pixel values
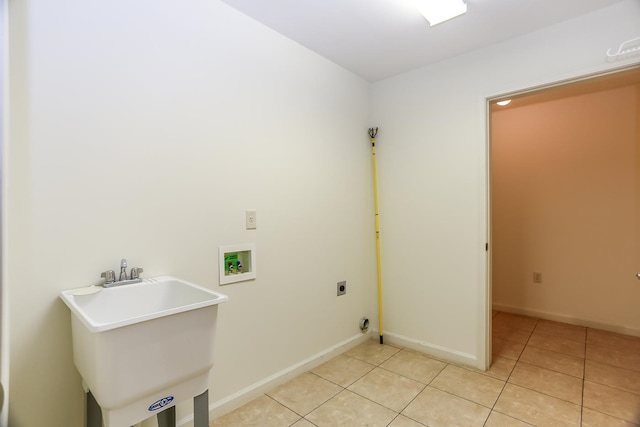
left=381, top=330, right=479, bottom=369
left=493, top=303, right=640, bottom=338
left=176, top=331, right=372, bottom=426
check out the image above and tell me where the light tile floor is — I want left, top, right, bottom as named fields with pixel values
left=212, top=312, right=640, bottom=426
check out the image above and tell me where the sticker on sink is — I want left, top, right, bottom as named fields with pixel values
left=148, top=396, right=174, bottom=411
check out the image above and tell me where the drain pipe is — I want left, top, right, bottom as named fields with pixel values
left=368, top=127, right=384, bottom=345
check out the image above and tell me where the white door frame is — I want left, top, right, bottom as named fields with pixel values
left=1, top=0, right=8, bottom=423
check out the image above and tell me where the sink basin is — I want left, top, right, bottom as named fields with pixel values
left=61, top=276, right=228, bottom=332
left=60, top=276, right=228, bottom=427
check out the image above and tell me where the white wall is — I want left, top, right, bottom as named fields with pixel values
left=492, top=85, right=640, bottom=333
left=7, top=1, right=374, bottom=426
left=371, top=0, right=640, bottom=368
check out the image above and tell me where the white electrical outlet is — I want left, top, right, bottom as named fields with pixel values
left=246, top=210, right=257, bottom=230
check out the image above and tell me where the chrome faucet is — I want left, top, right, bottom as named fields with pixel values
left=101, top=258, right=144, bottom=288
left=119, top=258, right=128, bottom=281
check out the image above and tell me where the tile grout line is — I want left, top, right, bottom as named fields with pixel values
left=519, top=318, right=593, bottom=410
left=301, top=372, right=349, bottom=420
left=347, top=344, right=444, bottom=427
left=580, top=327, right=588, bottom=427
left=352, top=345, right=430, bottom=426
left=482, top=315, right=539, bottom=427
left=311, top=356, right=377, bottom=389
left=306, top=342, right=408, bottom=426
left=383, top=381, right=429, bottom=427
left=496, top=314, right=589, bottom=380
left=388, top=355, right=448, bottom=426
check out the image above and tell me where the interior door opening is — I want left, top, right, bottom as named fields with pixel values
left=487, top=65, right=640, bottom=369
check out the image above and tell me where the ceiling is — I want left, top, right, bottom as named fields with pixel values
left=220, top=0, right=624, bottom=82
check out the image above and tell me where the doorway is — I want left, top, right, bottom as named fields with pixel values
left=488, top=66, right=640, bottom=367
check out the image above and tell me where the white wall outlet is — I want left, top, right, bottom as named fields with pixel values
left=246, top=210, right=256, bottom=230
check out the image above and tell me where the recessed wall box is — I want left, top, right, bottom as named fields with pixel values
left=219, top=243, right=256, bottom=285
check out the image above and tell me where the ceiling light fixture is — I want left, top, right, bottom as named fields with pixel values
left=496, top=100, right=512, bottom=106
left=416, top=0, right=467, bottom=26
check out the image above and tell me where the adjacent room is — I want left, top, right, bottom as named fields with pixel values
left=491, top=69, right=640, bottom=331
left=2, top=0, right=639, bottom=426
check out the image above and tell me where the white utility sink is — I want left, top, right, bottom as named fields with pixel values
left=60, top=276, right=228, bottom=427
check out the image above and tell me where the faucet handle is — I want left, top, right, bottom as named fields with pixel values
left=101, top=270, right=116, bottom=284
left=130, top=267, right=144, bottom=280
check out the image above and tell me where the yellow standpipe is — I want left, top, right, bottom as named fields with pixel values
left=368, top=127, right=384, bottom=345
